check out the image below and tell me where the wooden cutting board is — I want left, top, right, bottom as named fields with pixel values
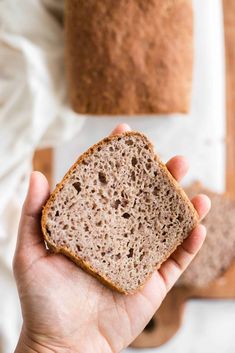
left=33, top=149, right=53, bottom=187
left=132, top=0, right=235, bottom=348
left=132, top=263, right=235, bottom=348
left=33, top=0, right=235, bottom=348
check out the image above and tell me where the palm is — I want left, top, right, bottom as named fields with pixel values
left=17, top=241, right=164, bottom=352
left=14, top=124, right=210, bottom=353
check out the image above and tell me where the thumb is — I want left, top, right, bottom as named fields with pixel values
left=15, top=171, right=50, bottom=258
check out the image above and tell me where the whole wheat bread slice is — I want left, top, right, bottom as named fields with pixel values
left=41, top=132, right=198, bottom=293
left=179, top=182, right=235, bottom=288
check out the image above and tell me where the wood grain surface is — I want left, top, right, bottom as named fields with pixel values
left=33, top=149, right=53, bottom=187
left=224, top=0, right=235, bottom=199
left=132, top=0, right=235, bottom=348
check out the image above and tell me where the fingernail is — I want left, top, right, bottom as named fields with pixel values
left=120, top=123, right=131, bottom=131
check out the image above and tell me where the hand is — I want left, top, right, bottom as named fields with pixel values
left=13, top=124, right=211, bottom=353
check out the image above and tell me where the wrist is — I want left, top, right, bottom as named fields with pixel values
left=15, top=333, right=51, bottom=353
left=14, top=327, right=113, bottom=353
left=14, top=329, right=70, bottom=353
left=15, top=325, right=115, bottom=353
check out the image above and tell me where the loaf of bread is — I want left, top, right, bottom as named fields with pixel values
left=65, top=0, right=193, bottom=115
left=179, top=183, right=235, bottom=288
left=41, top=132, right=198, bottom=293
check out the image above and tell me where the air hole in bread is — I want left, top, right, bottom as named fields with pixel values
left=100, top=194, right=108, bottom=203
left=115, top=253, right=121, bottom=260
left=76, top=245, right=81, bottom=252
left=131, top=171, right=136, bottom=181
left=177, top=215, right=183, bottom=222
left=46, top=226, right=51, bottom=236
left=69, top=202, right=76, bottom=210
left=98, top=172, right=107, bottom=184
left=127, top=248, right=134, bottom=258
left=122, top=212, right=130, bottom=219
left=73, top=182, right=81, bottom=194
left=125, top=139, right=134, bottom=146
left=131, top=157, right=138, bottom=167
left=121, top=199, right=129, bottom=207
left=111, top=199, right=121, bottom=209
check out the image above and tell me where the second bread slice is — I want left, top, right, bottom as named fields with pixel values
left=41, top=132, right=198, bottom=293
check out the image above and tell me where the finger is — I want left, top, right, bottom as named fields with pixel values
left=158, top=224, right=206, bottom=292
left=166, top=156, right=189, bottom=182
left=191, top=194, right=211, bottom=220
left=16, top=171, right=50, bottom=255
left=111, top=123, right=131, bottom=135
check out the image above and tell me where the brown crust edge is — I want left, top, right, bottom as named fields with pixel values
left=41, top=131, right=199, bottom=294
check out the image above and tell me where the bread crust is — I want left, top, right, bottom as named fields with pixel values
left=41, top=132, right=198, bottom=294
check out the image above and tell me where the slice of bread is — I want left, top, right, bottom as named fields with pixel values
left=179, top=182, right=235, bottom=288
left=41, top=132, right=198, bottom=294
